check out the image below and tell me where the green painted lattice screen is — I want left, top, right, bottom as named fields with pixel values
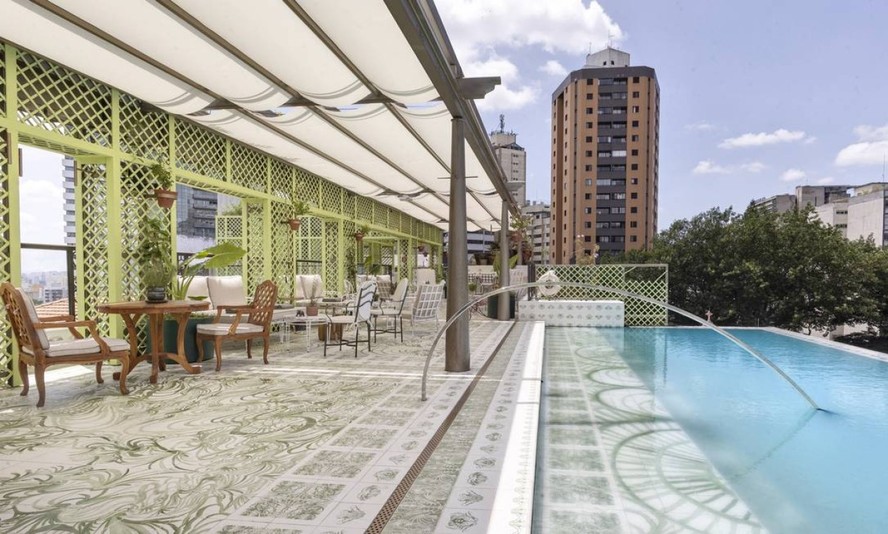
left=0, top=42, right=443, bottom=385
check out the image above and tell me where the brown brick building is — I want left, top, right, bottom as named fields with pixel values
left=550, top=47, right=659, bottom=263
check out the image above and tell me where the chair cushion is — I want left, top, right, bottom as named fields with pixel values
left=207, top=276, right=247, bottom=308
left=17, top=288, right=50, bottom=350
left=293, top=275, right=306, bottom=299
left=22, top=337, right=131, bottom=358
left=184, top=276, right=210, bottom=301
left=300, top=275, right=323, bottom=300
left=328, top=315, right=357, bottom=325
left=196, top=323, right=264, bottom=336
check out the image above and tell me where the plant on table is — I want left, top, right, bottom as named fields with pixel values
left=303, top=276, right=321, bottom=316
left=138, top=214, right=174, bottom=302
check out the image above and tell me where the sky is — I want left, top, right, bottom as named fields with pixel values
left=435, top=0, right=888, bottom=226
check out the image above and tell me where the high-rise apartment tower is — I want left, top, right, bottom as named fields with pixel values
left=550, top=47, right=659, bottom=263
left=490, top=115, right=526, bottom=206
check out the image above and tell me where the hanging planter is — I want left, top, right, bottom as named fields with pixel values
left=287, top=218, right=302, bottom=231
left=354, top=224, right=370, bottom=242
left=154, top=188, right=177, bottom=209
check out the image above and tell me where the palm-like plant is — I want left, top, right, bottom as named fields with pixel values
left=172, top=242, right=247, bottom=300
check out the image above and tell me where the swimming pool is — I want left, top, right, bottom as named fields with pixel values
left=534, top=327, right=888, bottom=533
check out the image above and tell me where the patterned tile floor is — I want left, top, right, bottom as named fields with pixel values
left=0, top=318, right=511, bottom=533
left=1, top=321, right=767, bottom=534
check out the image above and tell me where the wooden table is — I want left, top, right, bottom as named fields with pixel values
left=97, top=300, right=210, bottom=384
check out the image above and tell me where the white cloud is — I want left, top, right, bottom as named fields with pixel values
left=540, top=60, right=568, bottom=77
left=740, top=161, right=766, bottom=173
left=463, top=54, right=539, bottom=111
left=835, top=123, right=888, bottom=166
left=686, top=121, right=715, bottom=131
left=437, top=0, right=623, bottom=57
left=817, top=177, right=835, bottom=185
left=719, top=128, right=810, bottom=149
left=438, top=1, right=621, bottom=112
left=692, top=160, right=729, bottom=175
left=780, top=168, right=807, bottom=182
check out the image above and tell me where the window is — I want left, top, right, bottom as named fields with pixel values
left=596, top=193, right=610, bottom=200
left=584, top=207, right=593, bottom=214
left=584, top=179, right=593, bottom=186
left=632, top=106, right=640, bottom=112
left=632, top=76, right=640, bottom=83
left=631, top=149, right=639, bottom=156
left=631, top=135, right=639, bottom=141
left=613, top=193, right=626, bottom=200
left=613, top=207, right=626, bottom=214
left=630, top=221, right=638, bottom=228
left=630, top=207, right=638, bottom=214
left=585, top=122, right=594, bottom=128
left=586, top=107, right=594, bottom=114
left=586, top=136, right=593, bottom=142
left=614, top=136, right=626, bottom=144
left=631, top=178, right=638, bottom=185
left=613, top=150, right=627, bottom=157
left=631, top=163, right=639, bottom=170
left=586, top=93, right=594, bottom=99
left=598, top=136, right=611, bottom=143
left=630, top=236, right=638, bottom=242
left=600, top=92, right=611, bottom=99
left=585, top=221, right=592, bottom=229
left=598, top=107, right=611, bottom=115
left=585, top=150, right=593, bottom=157
left=632, top=120, right=639, bottom=127
left=584, top=193, right=591, bottom=200
left=598, top=151, right=612, bottom=158
left=612, top=107, right=627, bottom=114
left=630, top=192, right=638, bottom=199
left=597, top=236, right=611, bottom=243
left=599, top=78, right=614, bottom=86
left=584, top=236, right=592, bottom=242
left=584, top=164, right=593, bottom=171
left=596, top=207, right=610, bottom=215
left=632, top=91, right=640, bottom=98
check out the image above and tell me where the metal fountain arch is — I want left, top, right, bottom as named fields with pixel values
left=420, top=281, right=820, bottom=411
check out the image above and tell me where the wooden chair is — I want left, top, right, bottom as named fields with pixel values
left=324, top=280, right=376, bottom=358
left=195, top=280, right=278, bottom=371
left=0, top=282, right=130, bottom=407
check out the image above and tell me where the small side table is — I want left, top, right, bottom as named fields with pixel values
left=285, top=314, right=329, bottom=351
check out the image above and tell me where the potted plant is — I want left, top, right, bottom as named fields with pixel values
left=142, top=258, right=174, bottom=303
left=138, top=214, right=173, bottom=302
left=354, top=224, right=370, bottom=242
left=149, top=159, right=176, bottom=209
left=172, top=242, right=247, bottom=300
left=303, top=276, right=321, bottom=316
left=287, top=194, right=312, bottom=231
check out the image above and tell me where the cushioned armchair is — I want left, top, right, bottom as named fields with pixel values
left=0, top=282, right=131, bottom=407
left=195, top=280, right=278, bottom=371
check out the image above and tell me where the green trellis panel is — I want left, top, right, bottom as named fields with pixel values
left=0, top=41, right=443, bottom=385
left=538, top=265, right=668, bottom=326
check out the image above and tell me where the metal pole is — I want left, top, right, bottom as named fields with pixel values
left=498, top=200, right=510, bottom=320
left=446, top=116, right=470, bottom=371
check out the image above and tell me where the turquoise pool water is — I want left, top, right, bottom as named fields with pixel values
left=616, top=328, right=888, bottom=533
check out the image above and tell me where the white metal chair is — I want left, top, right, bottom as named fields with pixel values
left=403, top=281, right=445, bottom=335
left=371, top=278, right=409, bottom=342
left=324, top=280, right=377, bottom=358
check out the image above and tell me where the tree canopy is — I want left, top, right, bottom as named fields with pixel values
left=604, top=205, right=887, bottom=333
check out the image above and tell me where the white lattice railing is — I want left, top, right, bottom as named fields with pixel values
left=534, top=264, right=668, bottom=326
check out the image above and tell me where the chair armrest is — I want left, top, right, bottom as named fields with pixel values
left=40, top=314, right=76, bottom=322
left=35, top=318, right=96, bottom=340
left=218, top=304, right=255, bottom=312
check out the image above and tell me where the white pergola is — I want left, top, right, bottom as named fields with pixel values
left=1, top=0, right=516, bottom=368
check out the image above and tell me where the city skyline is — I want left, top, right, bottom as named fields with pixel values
left=436, top=0, right=888, bottom=227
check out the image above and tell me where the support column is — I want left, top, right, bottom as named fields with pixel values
left=446, top=117, right=470, bottom=372
left=498, top=200, right=511, bottom=320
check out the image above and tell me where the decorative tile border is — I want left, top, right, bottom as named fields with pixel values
left=518, top=300, right=624, bottom=327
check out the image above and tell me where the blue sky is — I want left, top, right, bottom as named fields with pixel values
left=437, top=0, right=888, bottom=226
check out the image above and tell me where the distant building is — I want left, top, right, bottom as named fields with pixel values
left=443, top=230, right=495, bottom=265
left=845, top=183, right=888, bottom=246
left=751, top=194, right=797, bottom=214
left=176, top=186, right=219, bottom=242
left=489, top=116, right=527, bottom=206
left=753, top=185, right=853, bottom=214
left=522, top=201, right=551, bottom=264
left=42, top=287, right=65, bottom=302
left=550, top=47, right=659, bottom=263
left=63, top=156, right=76, bottom=247
left=814, top=198, right=849, bottom=238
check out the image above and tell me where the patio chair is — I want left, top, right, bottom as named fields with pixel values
left=324, top=280, right=377, bottom=358
left=0, top=282, right=130, bottom=407
left=196, top=280, right=278, bottom=371
left=403, top=281, right=445, bottom=335
left=371, top=278, right=409, bottom=342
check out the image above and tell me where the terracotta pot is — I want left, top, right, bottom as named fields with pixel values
left=354, top=232, right=364, bottom=241
left=306, top=305, right=319, bottom=317
left=154, top=188, right=177, bottom=209
left=287, top=218, right=301, bottom=231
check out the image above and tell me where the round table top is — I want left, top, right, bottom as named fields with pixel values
left=98, top=299, right=211, bottom=314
